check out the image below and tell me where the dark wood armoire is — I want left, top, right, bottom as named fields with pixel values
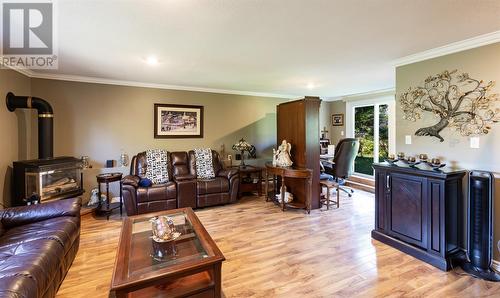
left=276, top=96, right=321, bottom=209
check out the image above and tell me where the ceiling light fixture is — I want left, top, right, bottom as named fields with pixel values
left=146, top=56, right=159, bottom=65
left=307, top=83, right=315, bottom=89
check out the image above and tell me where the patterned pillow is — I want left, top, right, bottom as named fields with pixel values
left=194, top=148, right=215, bottom=179
left=145, top=149, right=169, bottom=184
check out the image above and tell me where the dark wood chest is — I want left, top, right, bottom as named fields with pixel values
left=372, top=163, right=467, bottom=270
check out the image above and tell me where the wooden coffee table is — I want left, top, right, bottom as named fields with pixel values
left=110, top=208, right=225, bottom=298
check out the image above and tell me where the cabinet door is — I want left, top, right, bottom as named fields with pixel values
left=388, top=172, right=428, bottom=249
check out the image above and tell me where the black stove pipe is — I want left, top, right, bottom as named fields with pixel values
left=6, top=92, right=54, bottom=159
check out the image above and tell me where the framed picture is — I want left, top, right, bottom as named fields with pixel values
left=332, top=113, right=344, bottom=126
left=154, top=104, right=204, bottom=138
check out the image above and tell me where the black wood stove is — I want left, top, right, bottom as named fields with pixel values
left=6, top=92, right=84, bottom=206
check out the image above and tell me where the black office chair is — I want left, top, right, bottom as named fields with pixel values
left=320, top=138, right=360, bottom=209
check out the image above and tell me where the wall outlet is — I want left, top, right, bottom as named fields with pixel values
left=405, top=135, right=412, bottom=145
left=470, top=137, right=480, bottom=149
left=341, top=130, right=344, bottom=136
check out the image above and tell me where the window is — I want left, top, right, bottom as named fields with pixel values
left=346, top=96, right=395, bottom=177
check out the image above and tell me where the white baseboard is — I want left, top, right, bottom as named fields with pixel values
left=492, top=260, right=500, bottom=273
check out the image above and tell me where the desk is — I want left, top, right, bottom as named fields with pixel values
left=265, top=163, right=312, bottom=214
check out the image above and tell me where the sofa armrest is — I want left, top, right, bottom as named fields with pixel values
left=174, top=174, right=196, bottom=182
left=122, top=184, right=139, bottom=216
left=217, top=169, right=238, bottom=180
left=122, top=175, right=140, bottom=188
left=1, top=197, right=81, bottom=229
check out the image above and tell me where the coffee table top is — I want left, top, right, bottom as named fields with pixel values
left=111, top=208, right=225, bottom=291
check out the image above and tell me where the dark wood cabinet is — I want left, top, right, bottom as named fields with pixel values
left=372, top=163, right=466, bottom=271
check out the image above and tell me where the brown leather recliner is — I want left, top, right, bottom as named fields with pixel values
left=122, top=152, right=177, bottom=216
left=187, top=150, right=239, bottom=208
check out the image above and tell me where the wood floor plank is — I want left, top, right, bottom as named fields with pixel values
left=56, top=190, right=500, bottom=297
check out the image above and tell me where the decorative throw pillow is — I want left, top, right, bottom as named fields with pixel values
left=194, top=148, right=215, bottom=179
left=145, top=149, right=169, bottom=184
left=139, top=178, right=152, bottom=187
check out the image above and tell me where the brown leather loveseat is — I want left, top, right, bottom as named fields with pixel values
left=122, top=150, right=239, bottom=216
left=0, top=197, right=81, bottom=298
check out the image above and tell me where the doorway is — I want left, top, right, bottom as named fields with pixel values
left=346, top=95, right=395, bottom=177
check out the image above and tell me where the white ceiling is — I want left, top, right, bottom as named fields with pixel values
left=32, top=0, right=500, bottom=98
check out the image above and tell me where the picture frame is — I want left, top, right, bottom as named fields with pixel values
left=154, top=104, right=204, bottom=138
left=332, top=113, right=344, bottom=126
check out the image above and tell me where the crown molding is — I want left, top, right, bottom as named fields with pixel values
left=393, top=30, right=500, bottom=67
left=323, top=87, right=395, bottom=102
left=25, top=72, right=297, bottom=99
left=0, top=59, right=36, bottom=78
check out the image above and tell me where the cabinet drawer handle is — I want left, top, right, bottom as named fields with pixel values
left=386, top=175, right=391, bottom=190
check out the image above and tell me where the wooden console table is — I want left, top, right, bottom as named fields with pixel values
left=265, top=162, right=312, bottom=214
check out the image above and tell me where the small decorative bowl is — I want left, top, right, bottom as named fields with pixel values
left=419, top=154, right=428, bottom=162
left=430, top=158, right=440, bottom=165
left=430, top=163, right=446, bottom=171
left=406, top=156, right=421, bottom=168
left=428, top=158, right=445, bottom=171
left=397, top=152, right=405, bottom=160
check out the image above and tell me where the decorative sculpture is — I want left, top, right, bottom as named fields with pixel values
left=274, top=140, right=293, bottom=167
left=276, top=186, right=294, bottom=203
left=400, top=70, right=499, bottom=142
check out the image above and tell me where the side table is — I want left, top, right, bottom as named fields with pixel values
left=96, top=173, right=123, bottom=220
left=231, top=165, right=263, bottom=198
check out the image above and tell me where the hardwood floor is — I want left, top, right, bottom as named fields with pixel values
left=57, top=190, right=500, bottom=298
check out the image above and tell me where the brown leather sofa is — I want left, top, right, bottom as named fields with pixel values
left=122, top=150, right=239, bottom=215
left=0, top=197, right=81, bottom=298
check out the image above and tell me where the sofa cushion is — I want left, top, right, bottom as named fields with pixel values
left=0, top=238, right=65, bottom=297
left=0, top=217, right=79, bottom=254
left=197, top=177, right=229, bottom=195
left=136, top=182, right=176, bottom=203
left=139, top=178, right=152, bottom=187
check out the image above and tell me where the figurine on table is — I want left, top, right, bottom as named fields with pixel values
left=275, top=140, right=293, bottom=167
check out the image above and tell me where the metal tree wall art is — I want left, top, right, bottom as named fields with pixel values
left=400, top=70, right=499, bottom=142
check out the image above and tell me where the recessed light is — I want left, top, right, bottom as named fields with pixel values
left=146, top=56, right=158, bottom=65
left=307, top=83, right=315, bottom=89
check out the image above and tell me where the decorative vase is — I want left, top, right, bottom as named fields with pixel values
left=120, top=153, right=129, bottom=167
left=150, top=216, right=181, bottom=242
